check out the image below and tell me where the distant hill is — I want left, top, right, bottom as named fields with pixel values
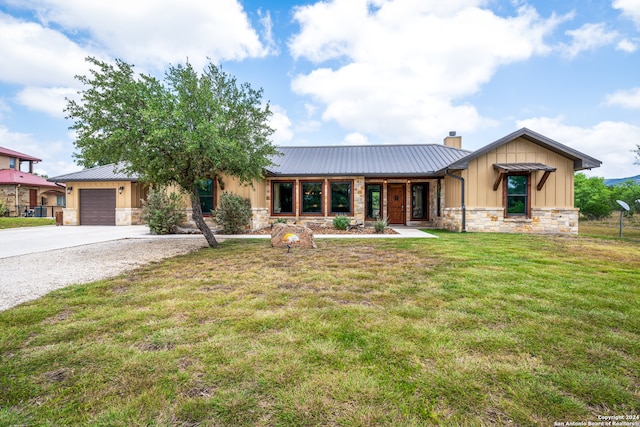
left=604, top=175, right=640, bottom=186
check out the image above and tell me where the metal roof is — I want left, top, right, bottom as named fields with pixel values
left=48, top=162, right=139, bottom=183
left=448, top=128, right=601, bottom=171
left=493, top=163, right=556, bottom=172
left=266, top=144, right=471, bottom=177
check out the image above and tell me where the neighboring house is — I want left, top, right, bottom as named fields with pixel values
left=0, top=146, right=65, bottom=217
left=47, top=163, right=146, bottom=226
left=49, top=128, right=601, bottom=234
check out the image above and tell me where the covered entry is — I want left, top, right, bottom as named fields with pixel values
left=80, top=189, right=116, bottom=225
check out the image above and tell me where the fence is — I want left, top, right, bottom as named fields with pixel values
left=7, top=205, right=64, bottom=218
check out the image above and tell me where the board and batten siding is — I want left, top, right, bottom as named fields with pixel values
left=446, top=137, right=575, bottom=210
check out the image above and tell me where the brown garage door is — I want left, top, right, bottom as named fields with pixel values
left=80, top=189, right=116, bottom=225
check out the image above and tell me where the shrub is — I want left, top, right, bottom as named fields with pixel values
left=273, top=218, right=287, bottom=225
left=214, top=192, right=252, bottom=234
left=141, top=187, right=185, bottom=235
left=0, top=199, right=6, bottom=217
left=374, top=217, right=387, bottom=233
left=333, top=215, right=350, bottom=230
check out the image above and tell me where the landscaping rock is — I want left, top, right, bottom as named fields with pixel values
left=271, top=223, right=316, bottom=249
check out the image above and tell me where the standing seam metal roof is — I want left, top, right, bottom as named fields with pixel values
left=266, top=144, right=471, bottom=177
left=48, top=162, right=139, bottom=182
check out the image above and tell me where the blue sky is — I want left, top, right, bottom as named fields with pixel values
left=1, top=0, right=639, bottom=179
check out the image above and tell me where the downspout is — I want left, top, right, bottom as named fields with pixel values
left=445, top=168, right=466, bottom=232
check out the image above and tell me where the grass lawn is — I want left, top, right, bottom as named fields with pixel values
left=1, top=231, right=638, bottom=426
left=0, top=217, right=55, bottom=229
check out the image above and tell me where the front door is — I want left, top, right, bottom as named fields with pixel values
left=29, top=189, right=38, bottom=209
left=387, top=184, right=405, bottom=225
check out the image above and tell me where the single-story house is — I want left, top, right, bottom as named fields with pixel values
left=49, top=128, right=601, bottom=233
left=0, top=146, right=65, bottom=217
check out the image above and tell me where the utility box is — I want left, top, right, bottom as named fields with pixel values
left=55, top=211, right=63, bottom=226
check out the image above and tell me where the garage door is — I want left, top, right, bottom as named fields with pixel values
left=80, top=189, right=116, bottom=225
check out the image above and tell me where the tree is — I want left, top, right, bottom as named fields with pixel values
left=574, top=173, right=612, bottom=219
left=66, top=57, right=278, bottom=247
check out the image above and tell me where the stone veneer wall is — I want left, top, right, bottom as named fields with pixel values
left=62, top=208, right=78, bottom=225
left=116, top=208, right=143, bottom=226
left=436, top=207, right=579, bottom=234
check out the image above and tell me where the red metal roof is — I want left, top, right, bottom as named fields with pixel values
left=0, top=146, right=41, bottom=162
left=0, top=169, right=62, bottom=190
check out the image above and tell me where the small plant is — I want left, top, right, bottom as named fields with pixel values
left=0, top=199, right=6, bottom=217
left=273, top=218, right=287, bottom=225
left=141, top=186, right=186, bottom=235
left=214, top=192, right=252, bottom=234
left=374, top=217, right=387, bottom=233
left=333, top=215, right=350, bottom=230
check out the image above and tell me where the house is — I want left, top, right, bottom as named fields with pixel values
left=48, top=128, right=601, bottom=233
left=47, top=163, right=146, bottom=225
left=0, top=146, right=65, bottom=217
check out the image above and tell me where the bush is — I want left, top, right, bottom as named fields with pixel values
left=0, top=199, right=6, bottom=217
left=374, top=217, right=387, bottom=233
left=141, top=187, right=185, bottom=235
left=273, top=218, right=287, bottom=225
left=214, top=192, right=252, bottom=234
left=333, top=215, right=350, bottom=230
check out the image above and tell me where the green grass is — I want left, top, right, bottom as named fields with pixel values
left=1, top=231, right=638, bottom=426
left=579, top=215, right=640, bottom=243
left=0, top=217, right=55, bottom=229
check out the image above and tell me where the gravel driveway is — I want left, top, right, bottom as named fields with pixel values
left=0, top=237, right=208, bottom=312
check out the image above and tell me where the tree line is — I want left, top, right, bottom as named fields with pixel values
left=575, top=173, right=640, bottom=219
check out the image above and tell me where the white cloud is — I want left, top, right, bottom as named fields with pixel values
left=343, top=132, right=369, bottom=145
left=0, top=12, right=92, bottom=86
left=15, top=86, right=78, bottom=118
left=613, top=0, right=640, bottom=29
left=516, top=116, right=640, bottom=178
left=5, top=0, right=270, bottom=72
left=561, top=23, right=618, bottom=58
left=269, top=105, right=294, bottom=144
left=289, top=1, right=564, bottom=142
left=616, top=38, right=638, bottom=52
left=604, top=87, right=640, bottom=109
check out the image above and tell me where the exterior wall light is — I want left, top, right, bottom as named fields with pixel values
left=118, top=186, right=124, bottom=194
left=66, top=186, right=73, bottom=194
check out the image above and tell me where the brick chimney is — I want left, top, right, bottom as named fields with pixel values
left=443, top=131, right=462, bottom=149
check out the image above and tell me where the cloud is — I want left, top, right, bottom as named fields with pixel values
left=269, top=105, right=294, bottom=144
left=561, top=23, right=619, bottom=58
left=516, top=116, right=640, bottom=178
left=343, top=132, right=369, bottom=145
left=5, top=0, right=270, bottom=72
left=289, top=1, right=563, bottom=142
left=15, top=86, right=78, bottom=118
left=613, top=0, right=640, bottom=29
left=604, top=87, right=640, bottom=109
left=0, top=12, right=92, bottom=86
left=616, top=38, right=638, bottom=52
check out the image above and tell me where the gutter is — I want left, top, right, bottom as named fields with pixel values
left=445, top=168, right=466, bottom=233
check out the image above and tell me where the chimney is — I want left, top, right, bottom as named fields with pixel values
left=443, top=131, right=462, bottom=149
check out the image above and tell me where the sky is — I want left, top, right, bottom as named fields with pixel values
left=1, top=0, right=639, bottom=180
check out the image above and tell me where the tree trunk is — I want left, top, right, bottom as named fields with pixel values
left=190, top=190, right=219, bottom=248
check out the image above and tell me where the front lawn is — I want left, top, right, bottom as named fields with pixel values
left=0, top=217, right=55, bottom=229
left=1, top=232, right=638, bottom=426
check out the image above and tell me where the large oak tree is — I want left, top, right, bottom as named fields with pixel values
left=66, top=57, right=278, bottom=247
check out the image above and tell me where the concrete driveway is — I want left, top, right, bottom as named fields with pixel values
left=0, top=225, right=157, bottom=259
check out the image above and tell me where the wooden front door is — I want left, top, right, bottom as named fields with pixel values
left=29, top=189, right=38, bottom=209
left=387, top=184, right=405, bottom=225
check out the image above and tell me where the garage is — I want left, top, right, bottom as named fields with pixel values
left=80, top=189, right=116, bottom=225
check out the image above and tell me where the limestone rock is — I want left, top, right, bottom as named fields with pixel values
left=271, top=223, right=316, bottom=249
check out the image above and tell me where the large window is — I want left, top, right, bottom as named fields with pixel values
left=330, top=181, right=353, bottom=215
left=366, top=184, right=381, bottom=219
left=505, top=175, right=529, bottom=216
left=411, top=183, right=429, bottom=220
left=198, top=178, right=215, bottom=214
left=301, top=181, right=323, bottom=214
left=272, top=181, right=294, bottom=215
left=9, top=158, right=15, bottom=169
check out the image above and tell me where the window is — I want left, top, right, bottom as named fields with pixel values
left=9, top=158, right=16, bottom=169
left=57, top=195, right=65, bottom=207
left=272, top=181, right=294, bottom=215
left=365, top=184, right=381, bottom=219
left=411, top=183, right=429, bottom=220
left=198, top=178, right=215, bottom=215
left=301, top=181, right=323, bottom=214
left=505, top=175, right=529, bottom=216
left=330, top=181, right=353, bottom=215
